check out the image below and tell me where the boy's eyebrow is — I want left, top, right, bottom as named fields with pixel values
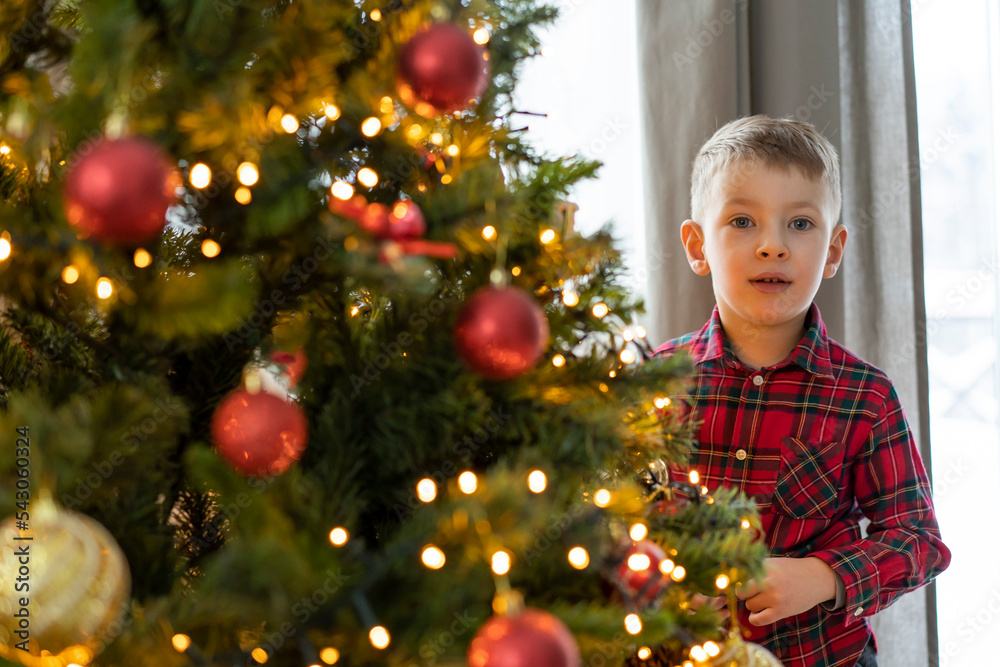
left=722, top=197, right=823, bottom=212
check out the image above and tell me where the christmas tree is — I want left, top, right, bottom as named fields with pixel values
left=0, top=2, right=768, bottom=666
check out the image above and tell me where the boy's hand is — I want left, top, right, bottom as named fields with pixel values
left=736, top=557, right=839, bottom=626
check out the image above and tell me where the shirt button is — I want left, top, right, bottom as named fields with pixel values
left=854, top=607, right=864, bottom=617
left=752, top=375, right=764, bottom=386
left=736, top=448, right=747, bottom=460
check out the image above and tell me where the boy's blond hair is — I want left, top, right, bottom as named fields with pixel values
left=690, top=115, right=842, bottom=224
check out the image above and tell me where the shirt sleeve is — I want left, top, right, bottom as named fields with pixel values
left=810, top=384, right=951, bottom=622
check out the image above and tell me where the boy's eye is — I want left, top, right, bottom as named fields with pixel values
left=731, top=217, right=753, bottom=229
left=790, top=218, right=813, bottom=231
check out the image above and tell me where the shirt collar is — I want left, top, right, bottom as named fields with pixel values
left=691, top=303, right=835, bottom=379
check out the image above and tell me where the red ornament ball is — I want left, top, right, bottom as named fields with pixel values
left=614, top=539, right=670, bottom=606
left=397, top=23, right=491, bottom=117
left=329, top=193, right=369, bottom=221
left=386, top=200, right=426, bottom=240
left=211, top=389, right=308, bottom=477
left=63, top=137, right=178, bottom=245
left=467, top=608, right=580, bottom=667
left=453, top=286, right=549, bottom=380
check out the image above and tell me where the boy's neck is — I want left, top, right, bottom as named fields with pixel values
left=719, top=313, right=809, bottom=370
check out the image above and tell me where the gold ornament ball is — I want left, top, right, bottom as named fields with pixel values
left=0, top=496, right=130, bottom=667
left=710, top=634, right=784, bottom=667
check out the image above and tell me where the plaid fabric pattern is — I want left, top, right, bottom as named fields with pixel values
left=655, top=304, right=950, bottom=667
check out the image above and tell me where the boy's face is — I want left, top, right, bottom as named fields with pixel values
left=681, top=162, right=847, bottom=342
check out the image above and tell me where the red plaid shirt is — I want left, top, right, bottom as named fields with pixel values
left=655, top=304, right=950, bottom=667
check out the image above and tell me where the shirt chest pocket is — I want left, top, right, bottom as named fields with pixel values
left=773, top=437, right=847, bottom=520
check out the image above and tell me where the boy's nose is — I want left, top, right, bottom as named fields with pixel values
left=756, top=231, right=788, bottom=259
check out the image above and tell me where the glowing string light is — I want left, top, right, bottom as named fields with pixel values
left=358, top=167, right=378, bottom=187
left=458, top=471, right=478, bottom=494
left=491, top=550, right=511, bottom=575
left=329, top=527, right=349, bottom=546
left=417, top=478, right=437, bottom=502
left=190, top=163, right=211, bottom=188
left=96, top=278, right=113, bottom=300
left=421, top=545, right=446, bottom=569
left=369, top=626, right=390, bottom=649
left=281, top=114, right=299, bottom=133
left=629, top=523, right=648, bottom=541
left=567, top=547, right=589, bottom=569
left=237, top=162, right=259, bottom=186
left=527, top=470, right=547, bottom=493
left=62, top=265, right=80, bottom=283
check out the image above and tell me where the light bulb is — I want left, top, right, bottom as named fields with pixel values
left=421, top=545, right=446, bottom=569
left=361, top=117, right=382, bottom=137
left=458, top=471, right=477, bottom=494
left=357, top=167, right=378, bottom=187
left=491, top=550, right=511, bottom=575
left=369, top=626, right=390, bottom=649
left=331, top=181, right=354, bottom=200
left=567, top=547, right=589, bottom=569
left=237, top=162, right=259, bottom=186
left=281, top=114, right=299, bottom=133
left=417, top=478, right=437, bottom=502
left=527, top=470, right=547, bottom=493
left=62, top=265, right=80, bottom=283
left=190, top=163, right=211, bottom=188
left=96, top=278, right=113, bottom=300
left=627, top=554, right=651, bottom=571
left=201, top=239, right=220, bottom=258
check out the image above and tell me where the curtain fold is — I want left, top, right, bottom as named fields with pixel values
left=637, top=1, right=936, bottom=664
left=837, top=2, right=934, bottom=662
left=636, top=0, right=748, bottom=344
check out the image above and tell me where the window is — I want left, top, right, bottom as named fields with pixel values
left=912, top=1, right=1000, bottom=664
left=514, top=0, right=646, bottom=299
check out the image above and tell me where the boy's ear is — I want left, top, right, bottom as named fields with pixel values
left=680, top=219, right=710, bottom=276
left=823, top=224, right=848, bottom=279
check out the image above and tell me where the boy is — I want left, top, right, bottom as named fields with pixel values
left=655, top=116, right=950, bottom=667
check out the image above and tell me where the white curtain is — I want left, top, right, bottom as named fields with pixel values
left=636, top=1, right=936, bottom=664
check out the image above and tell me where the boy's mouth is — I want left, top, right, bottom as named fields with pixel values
left=750, top=274, right=790, bottom=293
